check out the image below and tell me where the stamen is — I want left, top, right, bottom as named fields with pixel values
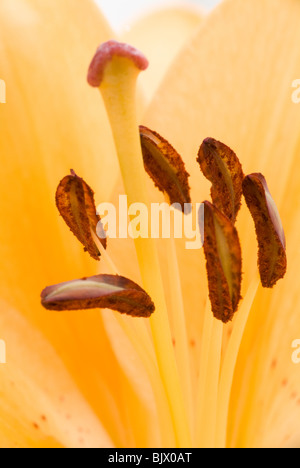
left=55, top=170, right=106, bottom=261
left=41, top=274, right=155, bottom=318
left=139, top=125, right=191, bottom=212
left=201, top=201, right=242, bottom=323
left=197, top=138, right=244, bottom=223
left=242, top=173, right=287, bottom=288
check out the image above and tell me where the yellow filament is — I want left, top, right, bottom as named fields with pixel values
left=195, top=299, right=213, bottom=443
left=97, top=56, right=191, bottom=447
left=109, top=312, right=176, bottom=447
left=94, top=233, right=176, bottom=445
left=195, top=299, right=223, bottom=447
left=215, top=277, right=259, bottom=448
left=162, top=201, right=193, bottom=431
left=92, top=232, right=121, bottom=275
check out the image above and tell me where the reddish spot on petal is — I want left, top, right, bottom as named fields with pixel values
left=271, top=358, right=277, bottom=369
left=282, top=379, right=288, bottom=387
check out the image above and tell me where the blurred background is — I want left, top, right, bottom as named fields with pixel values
left=95, top=0, right=222, bottom=30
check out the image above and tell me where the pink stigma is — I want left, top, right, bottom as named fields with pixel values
left=87, top=40, right=149, bottom=87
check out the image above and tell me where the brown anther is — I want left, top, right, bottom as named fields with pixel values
left=55, top=170, right=106, bottom=261
left=41, top=274, right=155, bottom=318
left=201, top=201, right=242, bottom=323
left=242, top=173, right=287, bottom=288
left=139, top=125, right=191, bottom=212
left=87, top=40, right=149, bottom=88
left=197, top=138, right=244, bottom=223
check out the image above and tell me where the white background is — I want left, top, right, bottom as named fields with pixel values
left=95, top=0, right=222, bottom=30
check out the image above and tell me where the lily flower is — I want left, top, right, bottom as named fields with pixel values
left=1, top=0, right=300, bottom=449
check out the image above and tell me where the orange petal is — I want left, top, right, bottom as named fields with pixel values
left=0, top=0, right=143, bottom=446
left=122, top=5, right=203, bottom=104
left=0, top=299, right=113, bottom=448
left=144, top=0, right=300, bottom=211
left=144, top=0, right=300, bottom=446
left=0, top=0, right=118, bottom=314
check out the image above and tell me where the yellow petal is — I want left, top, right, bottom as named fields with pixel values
left=0, top=0, right=119, bottom=314
left=122, top=5, right=203, bottom=104
left=144, top=0, right=300, bottom=210
left=0, top=0, right=114, bottom=318
left=0, top=0, right=149, bottom=447
left=144, top=0, right=300, bottom=447
left=0, top=299, right=113, bottom=448
left=228, top=208, right=300, bottom=448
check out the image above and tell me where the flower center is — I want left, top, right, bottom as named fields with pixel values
left=41, top=40, right=287, bottom=449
